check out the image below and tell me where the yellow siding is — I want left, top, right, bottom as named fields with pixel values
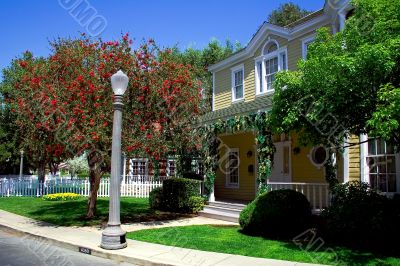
left=290, top=134, right=325, bottom=183
left=214, top=68, right=231, bottom=110
left=348, top=135, right=361, bottom=182
left=215, top=132, right=256, bottom=201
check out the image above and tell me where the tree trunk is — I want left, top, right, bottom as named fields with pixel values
left=86, top=152, right=103, bottom=219
left=37, top=162, right=46, bottom=183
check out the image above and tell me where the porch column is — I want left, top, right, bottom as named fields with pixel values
left=209, top=184, right=215, bottom=202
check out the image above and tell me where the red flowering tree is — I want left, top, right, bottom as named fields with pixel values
left=2, top=52, right=69, bottom=182
left=4, top=34, right=202, bottom=218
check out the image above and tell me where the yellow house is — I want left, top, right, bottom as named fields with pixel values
left=201, top=0, right=400, bottom=212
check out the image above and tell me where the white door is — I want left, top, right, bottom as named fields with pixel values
left=270, top=141, right=291, bottom=182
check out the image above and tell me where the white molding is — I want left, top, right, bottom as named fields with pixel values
left=307, top=146, right=328, bottom=170
left=231, top=64, right=245, bottom=102
left=225, top=148, right=240, bottom=188
left=360, top=134, right=368, bottom=183
left=301, top=34, right=316, bottom=59
left=212, top=72, right=215, bottom=111
left=343, top=138, right=349, bottom=183
left=261, top=39, right=280, bottom=56
left=208, top=13, right=332, bottom=73
left=254, top=47, right=287, bottom=96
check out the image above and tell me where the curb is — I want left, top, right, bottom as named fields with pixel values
left=0, top=223, right=176, bottom=266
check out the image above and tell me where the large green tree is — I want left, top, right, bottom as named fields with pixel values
left=175, top=39, right=242, bottom=111
left=270, top=0, right=400, bottom=161
left=268, top=2, right=312, bottom=27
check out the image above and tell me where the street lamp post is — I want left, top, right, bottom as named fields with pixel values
left=19, top=150, right=24, bottom=179
left=100, top=70, right=129, bottom=250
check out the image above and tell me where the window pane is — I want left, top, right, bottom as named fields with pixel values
left=368, top=139, right=376, bottom=155
left=235, top=85, right=243, bottom=99
left=376, top=139, right=385, bottom=154
left=281, top=53, right=286, bottom=70
left=378, top=174, right=387, bottom=192
left=258, top=62, right=263, bottom=92
left=388, top=174, right=396, bottom=192
left=387, top=155, right=396, bottom=173
left=386, top=143, right=394, bottom=154
left=370, top=174, right=377, bottom=190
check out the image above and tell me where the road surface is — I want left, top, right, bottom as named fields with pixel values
left=0, top=228, right=136, bottom=266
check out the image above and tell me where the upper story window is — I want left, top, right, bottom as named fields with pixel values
left=231, top=64, right=244, bottom=102
left=302, top=35, right=315, bottom=59
left=255, top=39, right=287, bottom=95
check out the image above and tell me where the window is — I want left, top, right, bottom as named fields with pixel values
left=366, top=139, right=397, bottom=193
left=255, top=40, right=287, bottom=95
left=167, top=159, right=176, bottom=177
left=231, top=65, right=244, bottom=102
left=226, top=148, right=240, bottom=187
left=310, top=146, right=328, bottom=166
left=265, top=57, right=278, bottom=91
left=130, top=159, right=148, bottom=176
left=302, top=35, right=315, bottom=59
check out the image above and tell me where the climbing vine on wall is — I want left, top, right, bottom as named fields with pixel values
left=200, top=111, right=275, bottom=198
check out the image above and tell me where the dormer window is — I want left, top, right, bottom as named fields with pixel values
left=255, top=39, right=288, bottom=95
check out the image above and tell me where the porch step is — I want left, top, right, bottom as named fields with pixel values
left=199, top=201, right=246, bottom=223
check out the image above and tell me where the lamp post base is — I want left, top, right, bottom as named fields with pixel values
left=100, top=225, right=127, bottom=250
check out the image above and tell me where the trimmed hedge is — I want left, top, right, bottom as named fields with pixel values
left=162, top=178, right=201, bottom=213
left=149, top=187, right=163, bottom=210
left=322, top=182, right=400, bottom=252
left=240, top=189, right=312, bottom=239
left=187, top=196, right=205, bottom=213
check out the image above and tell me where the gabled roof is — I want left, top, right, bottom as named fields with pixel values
left=208, top=0, right=350, bottom=73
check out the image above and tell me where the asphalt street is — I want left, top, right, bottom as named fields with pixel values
left=0, top=228, right=136, bottom=266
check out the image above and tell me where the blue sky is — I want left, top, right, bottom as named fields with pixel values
left=0, top=0, right=323, bottom=75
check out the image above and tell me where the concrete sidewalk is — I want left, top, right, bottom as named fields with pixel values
left=0, top=210, right=326, bottom=266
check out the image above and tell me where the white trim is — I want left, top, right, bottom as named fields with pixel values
left=208, top=13, right=332, bottom=73
left=129, top=158, right=149, bottom=176
left=308, top=146, right=328, bottom=170
left=261, top=39, right=280, bottom=56
left=255, top=46, right=287, bottom=96
left=225, top=148, right=240, bottom=188
left=360, top=134, right=369, bottom=183
left=231, top=64, right=245, bottom=102
left=212, top=72, right=215, bottom=111
left=343, top=138, right=349, bottom=183
left=301, top=34, right=316, bottom=59
left=360, top=135, right=400, bottom=193
left=167, top=158, right=176, bottom=177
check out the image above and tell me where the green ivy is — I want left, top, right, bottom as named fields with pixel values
left=200, top=111, right=275, bottom=198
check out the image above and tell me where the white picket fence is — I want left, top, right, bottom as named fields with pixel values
left=267, top=181, right=331, bottom=211
left=0, top=178, right=162, bottom=198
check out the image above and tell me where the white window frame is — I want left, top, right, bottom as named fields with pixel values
left=302, top=34, right=316, bottom=59
left=167, top=158, right=176, bottom=177
left=130, top=158, right=148, bottom=177
left=255, top=40, right=287, bottom=96
left=231, top=64, right=245, bottom=102
left=225, top=148, right=240, bottom=188
left=360, top=135, right=400, bottom=194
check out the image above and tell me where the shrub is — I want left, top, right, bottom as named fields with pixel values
left=239, top=200, right=256, bottom=229
left=322, top=182, right=399, bottom=252
left=240, top=189, right=312, bottom=239
left=149, top=187, right=163, bottom=210
left=43, top=193, right=81, bottom=201
left=162, top=178, right=201, bottom=213
left=187, top=196, right=205, bottom=213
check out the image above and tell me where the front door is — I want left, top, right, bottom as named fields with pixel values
left=270, top=141, right=291, bottom=182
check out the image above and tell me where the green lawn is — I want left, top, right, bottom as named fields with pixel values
left=127, top=225, right=400, bottom=266
left=0, top=197, right=188, bottom=227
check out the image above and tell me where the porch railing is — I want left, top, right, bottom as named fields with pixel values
left=267, top=181, right=331, bottom=211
